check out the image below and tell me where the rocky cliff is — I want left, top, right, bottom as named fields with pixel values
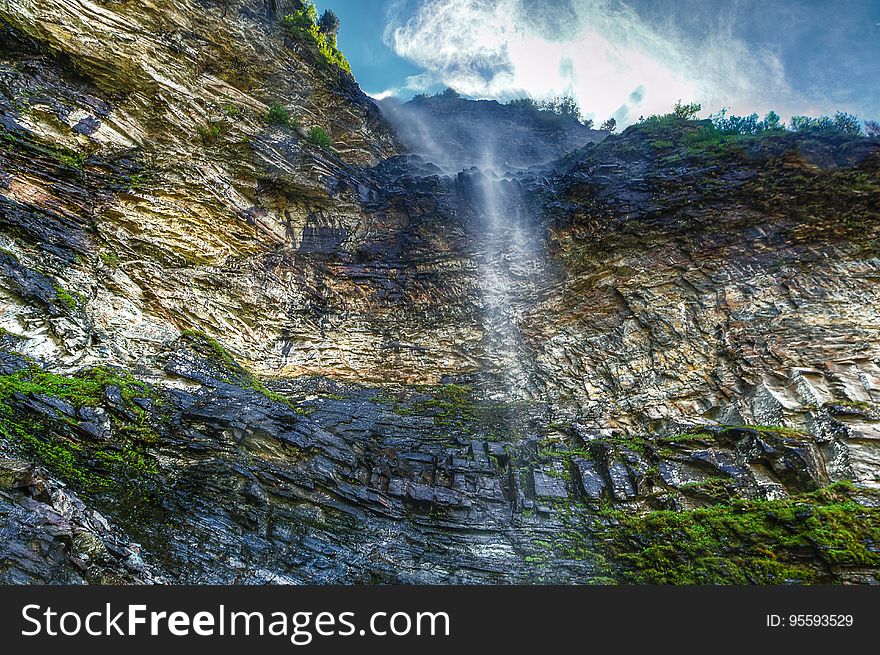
left=1, top=0, right=878, bottom=584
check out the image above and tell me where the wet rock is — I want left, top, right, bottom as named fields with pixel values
left=574, top=458, right=606, bottom=500
left=533, top=469, right=568, bottom=499
left=0, top=460, right=35, bottom=489
left=606, top=459, right=637, bottom=500
left=0, top=0, right=877, bottom=586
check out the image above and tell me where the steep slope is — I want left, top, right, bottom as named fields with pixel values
left=1, top=1, right=878, bottom=584
left=377, top=92, right=607, bottom=171
left=0, top=0, right=397, bottom=377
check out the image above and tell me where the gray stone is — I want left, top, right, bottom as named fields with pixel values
left=0, top=460, right=35, bottom=490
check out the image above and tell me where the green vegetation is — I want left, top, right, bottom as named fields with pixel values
left=0, top=364, right=160, bottom=492
left=790, top=111, right=862, bottom=136
left=599, top=482, right=879, bottom=584
left=376, top=383, right=521, bottom=440
left=98, top=250, right=120, bottom=268
left=660, top=424, right=807, bottom=444
left=306, top=125, right=333, bottom=148
left=179, top=329, right=307, bottom=414
left=677, top=476, right=734, bottom=503
left=638, top=99, right=702, bottom=128
left=506, top=95, right=593, bottom=128
left=710, top=108, right=783, bottom=134
left=52, top=147, right=86, bottom=169
left=280, top=2, right=352, bottom=75
left=196, top=121, right=223, bottom=144
left=53, top=284, right=80, bottom=312
left=222, top=103, right=242, bottom=118
left=265, top=102, right=299, bottom=128
left=0, top=127, right=85, bottom=169
left=539, top=446, right=593, bottom=460
left=636, top=101, right=869, bottom=145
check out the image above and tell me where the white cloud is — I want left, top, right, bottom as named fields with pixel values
left=383, top=0, right=798, bottom=125
left=367, top=89, right=400, bottom=100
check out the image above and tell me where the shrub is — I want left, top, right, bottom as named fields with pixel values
left=710, top=109, right=786, bottom=135
left=507, top=98, right=538, bottom=110
left=539, top=95, right=583, bottom=123
left=639, top=100, right=701, bottom=128
left=266, top=102, right=298, bottom=128
left=318, top=9, right=340, bottom=36
left=763, top=110, right=782, bottom=131
left=507, top=95, right=592, bottom=127
left=196, top=122, right=223, bottom=144
left=672, top=100, right=701, bottom=120
left=866, top=120, right=880, bottom=138
left=307, top=126, right=332, bottom=148
left=789, top=111, right=863, bottom=136
left=281, top=2, right=351, bottom=75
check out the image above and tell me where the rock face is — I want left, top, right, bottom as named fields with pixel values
left=0, top=1, right=879, bottom=584
left=376, top=93, right=607, bottom=172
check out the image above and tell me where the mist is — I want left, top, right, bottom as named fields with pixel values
left=380, top=0, right=880, bottom=126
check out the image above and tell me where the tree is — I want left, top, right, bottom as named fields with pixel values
left=600, top=117, right=617, bottom=132
left=790, top=112, right=863, bottom=136
left=865, top=120, right=880, bottom=138
left=832, top=112, right=862, bottom=135
left=318, top=9, right=340, bottom=37
left=762, top=111, right=782, bottom=131
left=540, top=96, right=582, bottom=122
left=507, top=98, right=538, bottom=111
left=672, top=100, right=701, bottom=120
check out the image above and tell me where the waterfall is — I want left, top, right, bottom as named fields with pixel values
left=377, top=97, right=560, bottom=399
left=467, top=166, right=544, bottom=399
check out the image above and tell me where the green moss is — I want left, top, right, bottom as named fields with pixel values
left=0, top=326, right=26, bottom=340
left=52, top=148, right=86, bottom=169
left=662, top=424, right=807, bottom=445
left=180, top=329, right=304, bottom=413
left=539, top=447, right=593, bottom=460
left=0, top=364, right=160, bottom=492
left=678, top=476, right=734, bottom=503
left=373, top=383, right=523, bottom=441
left=599, top=482, right=879, bottom=584
left=826, top=399, right=872, bottom=410
left=181, top=329, right=239, bottom=370
left=659, top=431, right=715, bottom=443
left=127, top=174, right=146, bottom=190
left=0, top=127, right=86, bottom=169
left=222, top=104, right=242, bottom=118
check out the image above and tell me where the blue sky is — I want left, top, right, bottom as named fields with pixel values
left=317, top=0, right=880, bottom=125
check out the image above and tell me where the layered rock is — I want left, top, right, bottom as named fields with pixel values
left=0, top=0, right=878, bottom=584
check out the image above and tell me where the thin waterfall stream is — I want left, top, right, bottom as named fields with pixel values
left=468, top=166, right=548, bottom=399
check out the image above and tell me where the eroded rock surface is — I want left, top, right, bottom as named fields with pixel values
left=0, top=0, right=878, bottom=584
